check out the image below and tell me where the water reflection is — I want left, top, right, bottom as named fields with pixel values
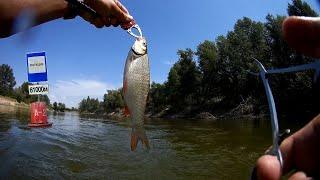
left=0, top=105, right=303, bottom=179
left=0, top=105, right=28, bottom=132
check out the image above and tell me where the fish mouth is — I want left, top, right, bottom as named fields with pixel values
left=132, top=48, right=146, bottom=55
left=132, top=38, right=147, bottom=55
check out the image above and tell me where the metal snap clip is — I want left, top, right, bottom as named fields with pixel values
left=127, top=24, right=143, bottom=39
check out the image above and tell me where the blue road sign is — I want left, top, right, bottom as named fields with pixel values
left=27, top=52, right=48, bottom=83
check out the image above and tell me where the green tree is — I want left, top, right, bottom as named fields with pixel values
left=145, top=1, right=318, bottom=118
left=54, top=0, right=318, bottom=118
left=167, top=49, right=201, bottom=112
left=78, top=99, right=87, bottom=113
left=103, top=89, right=124, bottom=113
left=215, top=17, right=269, bottom=107
left=147, top=82, right=167, bottom=113
left=57, top=103, right=66, bottom=112
left=265, top=13, right=316, bottom=116
left=20, top=82, right=29, bottom=97
left=166, top=63, right=180, bottom=108
left=14, top=82, right=50, bottom=105
left=39, top=95, right=50, bottom=105
left=78, top=96, right=100, bottom=113
left=14, top=82, right=28, bottom=103
left=0, top=64, right=16, bottom=96
left=87, top=96, right=99, bottom=113
left=196, top=40, right=219, bottom=106
left=52, top=102, right=65, bottom=112
left=53, top=102, right=58, bottom=111
left=288, top=0, right=318, bottom=17
left=265, top=15, right=293, bottom=67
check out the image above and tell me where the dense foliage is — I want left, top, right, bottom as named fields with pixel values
left=0, top=64, right=51, bottom=106
left=102, top=89, right=124, bottom=113
left=78, top=90, right=125, bottom=114
left=0, top=64, right=16, bottom=97
left=2, top=0, right=316, bottom=119
left=78, top=96, right=101, bottom=113
left=14, top=82, right=50, bottom=105
left=77, top=0, right=318, bottom=119
left=52, top=102, right=66, bottom=112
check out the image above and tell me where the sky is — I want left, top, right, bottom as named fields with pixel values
left=0, top=0, right=319, bottom=108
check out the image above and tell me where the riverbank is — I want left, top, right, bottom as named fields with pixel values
left=80, top=102, right=268, bottom=121
left=0, top=95, right=29, bottom=109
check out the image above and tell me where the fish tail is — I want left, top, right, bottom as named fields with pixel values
left=131, top=127, right=150, bottom=151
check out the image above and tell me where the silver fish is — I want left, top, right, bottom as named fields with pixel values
left=123, top=37, right=150, bottom=151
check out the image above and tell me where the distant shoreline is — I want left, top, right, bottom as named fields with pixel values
left=79, top=107, right=268, bottom=121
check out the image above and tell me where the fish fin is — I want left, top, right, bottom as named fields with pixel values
left=124, top=106, right=130, bottom=116
left=131, top=128, right=150, bottom=151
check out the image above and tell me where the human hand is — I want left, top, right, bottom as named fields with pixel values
left=254, top=16, right=320, bottom=180
left=79, top=0, right=135, bottom=29
left=283, top=16, right=320, bottom=58
left=255, top=114, right=320, bottom=179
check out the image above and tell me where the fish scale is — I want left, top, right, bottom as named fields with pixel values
left=125, top=53, right=149, bottom=126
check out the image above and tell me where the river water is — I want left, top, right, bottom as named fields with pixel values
left=0, top=105, right=305, bottom=179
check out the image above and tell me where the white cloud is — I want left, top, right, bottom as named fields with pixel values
left=49, top=79, right=117, bottom=108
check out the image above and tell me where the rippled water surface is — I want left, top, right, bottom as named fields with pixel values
left=0, top=105, right=304, bottom=179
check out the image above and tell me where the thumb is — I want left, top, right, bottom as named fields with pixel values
left=256, top=155, right=281, bottom=180
left=111, top=0, right=133, bottom=23
left=283, top=16, right=320, bottom=58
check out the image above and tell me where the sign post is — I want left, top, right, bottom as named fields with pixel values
left=27, top=52, right=52, bottom=128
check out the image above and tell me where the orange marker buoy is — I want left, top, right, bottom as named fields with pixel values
left=28, top=102, right=52, bottom=128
